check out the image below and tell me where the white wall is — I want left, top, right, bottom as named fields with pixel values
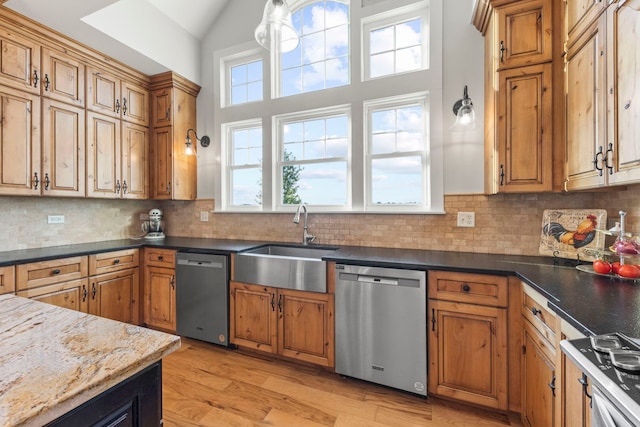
left=196, top=0, right=485, bottom=199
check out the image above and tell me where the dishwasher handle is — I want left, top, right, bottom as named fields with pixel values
left=357, top=275, right=399, bottom=286
left=177, top=259, right=224, bottom=269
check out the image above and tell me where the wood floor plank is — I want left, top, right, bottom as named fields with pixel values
left=261, top=376, right=379, bottom=421
left=162, top=339, right=522, bottom=427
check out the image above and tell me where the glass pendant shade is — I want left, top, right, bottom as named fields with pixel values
left=451, top=85, right=476, bottom=130
left=255, top=0, right=299, bottom=53
left=185, top=135, right=195, bottom=156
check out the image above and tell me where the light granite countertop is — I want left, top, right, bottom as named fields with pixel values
left=0, top=294, right=181, bottom=427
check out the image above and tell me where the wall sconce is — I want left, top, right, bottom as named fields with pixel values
left=255, top=0, right=299, bottom=53
left=451, top=85, right=476, bottom=130
left=185, top=128, right=210, bottom=156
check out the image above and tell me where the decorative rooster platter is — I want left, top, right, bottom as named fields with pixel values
left=539, top=209, right=607, bottom=261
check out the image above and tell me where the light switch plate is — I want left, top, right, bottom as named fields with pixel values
left=48, top=215, right=65, bottom=224
left=200, top=211, right=209, bottom=222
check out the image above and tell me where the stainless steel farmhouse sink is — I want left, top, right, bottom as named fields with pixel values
left=234, top=244, right=339, bottom=293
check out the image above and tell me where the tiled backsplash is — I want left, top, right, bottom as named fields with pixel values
left=1, top=185, right=639, bottom=256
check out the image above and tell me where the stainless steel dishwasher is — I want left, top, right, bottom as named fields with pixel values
left=176, top=252, right=229, bottom=346
left=335, top=264, right=427, bottom=395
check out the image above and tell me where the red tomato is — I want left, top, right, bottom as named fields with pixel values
left=618, top=264, right=640, bottom=278
left=593, top=260, right=612, bottom=274
left=612, top=262, right=621, bottom=275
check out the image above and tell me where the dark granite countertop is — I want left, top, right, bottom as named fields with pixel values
left=2, top=238, right=638, bottom=339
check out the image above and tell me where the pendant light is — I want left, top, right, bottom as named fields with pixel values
left=255, top=0, right=299, bottom=53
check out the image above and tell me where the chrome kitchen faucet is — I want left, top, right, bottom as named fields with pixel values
left=293, top=204, right=316, bottom=245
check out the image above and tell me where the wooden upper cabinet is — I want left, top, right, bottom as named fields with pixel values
left=121, top=122, right=149, bottom=199
left=87, top=66, right=149, bottom=126
left=0, top=26, right=40, bottom=94
left=151, top=88, right=172, bottom=128
left=0, top=86, right=41, bottom=196
left=87, top=111, right=148, bottom=199
left=605, top=3, right=640, bottom=186
left=564, top=17, right=607, bottom=191
left=86, top=111, right=121, bottom=198
left=41, top=47, right=85, bottom=107
left=497, top=63, right=553, bottom=192
left=41, top=98, right=86, bottom=197
left=494, top=0, right=553, bottom=70
left=149, top=72, right=200, bottom=200
left=565, top=0, right=606, bottom=46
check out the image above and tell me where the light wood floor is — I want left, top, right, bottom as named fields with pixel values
left=162, top=338, right=523, bottom=427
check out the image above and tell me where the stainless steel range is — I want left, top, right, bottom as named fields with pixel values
left=561, top=333, right=640, bottom=426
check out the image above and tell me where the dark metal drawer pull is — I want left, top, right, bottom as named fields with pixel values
left=52, top=269, right=61, bottom=275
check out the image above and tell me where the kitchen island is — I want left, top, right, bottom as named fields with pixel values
left=0, top=294, right=180, bottom=426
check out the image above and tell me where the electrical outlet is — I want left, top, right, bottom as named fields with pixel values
left=48, top=215, right=65, bottom=224
left=457, top=212, right=475, bottom=227
left=200, top=211, right=209, bottom=222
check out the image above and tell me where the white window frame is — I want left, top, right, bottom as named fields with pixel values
left=274, top=105, right=352, bottom=211
left=361, top=2, right=430, bottom=81
left=364, top=92, right=430, bottom=212
left=221, top=49, right=264, bottom=108
left=221, top=118, right=264, bottom=211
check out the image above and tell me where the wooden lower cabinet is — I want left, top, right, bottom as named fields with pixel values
left=557, top=319, right=591, bottom=427
left=143, top=266, right=176, bottom=332
left=522, top=319, right=556, bottom=427
left=428, top=299, right=508, bottom=409
left=0, top=266, right=15, bottom=295
left=89, top=268, right=140, bottom=325
left=17, top=278, right=89, bottom=312
left=230, top=281, right=334, bottom=367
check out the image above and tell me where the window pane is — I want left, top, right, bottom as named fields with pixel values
left=396, top=19, right=421, bottom=49
left=371, top=157, right=422, bottom=205
left=304, top=119, right=325, bottom=140
left=233, top=129, right=249, bottom=148
left=370, top=52, right=395, bottom=78
left=398, top=105, right=422, bottom=130
left=370, top=26, right=394, bottom=54
left=283, top=161, right=347, bottom=205
left=232, top=168, right=262, bottom=206
left=327, top=137, right=348, bottom=157
left=284, top=123, right=303, bottom=143
left=281, top=1, right=349, bottom=97
left=371, top=133, right=395, bottom=155
left=284, top=142, right=304, bottom=159
left=396, top=47, right=421, bottom=73
left=229, top=60, right=263, bottom=105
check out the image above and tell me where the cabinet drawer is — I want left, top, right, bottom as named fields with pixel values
left=144, top=248, right=175, bottom=268
left=89, top=249, right=139, bottom=275
left=16, top=256, right=88, bottom=291
left=428, top=270, right=508, bottom=307
left=522, top=284, right=556, bottom=343
left=0, top=266, right=15, bottom=295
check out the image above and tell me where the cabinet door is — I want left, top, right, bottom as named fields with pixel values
left=17, top=279, right=89, bottom=313
left=152, top=88, right=172, bottom=127
left=428, top=299, right=508, bottom=410
left=144, top=266, right=176, bottom=331
left=565, top=17, right=607, bottom=191
left=41, top=98, right=85, bottom=197
left=0, top=266, right=15, bottom=295
left=0, top=87, right=40, bottom=195
left=565, top=0, right=606, bottom=45
left=122, top=122, right=148, bottom=199
left=150, top=126, right=173, bottom=199
left=89, top=268, right=140, bottom=325
left=229, top=282, right=277, bottom=353
left=0, top=27, right=40, bottom=94
left=41, top=48, right=84, bottom=107
left=86, top=111, right=121, bottom=198
left=558, top=321, right=591, bottom=427
left=606, top=4, right=640, bottom=186
left=122, top=81, right=149, bottom=126
left=522, top=320, right=556, bottom=427
left=498, top=63, right=552, bottom=192
left=495, top=0, right=553, bottom=69
left=278, top=289, right=334, bottom=367
left=86, top=66, right=121, bottom=119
